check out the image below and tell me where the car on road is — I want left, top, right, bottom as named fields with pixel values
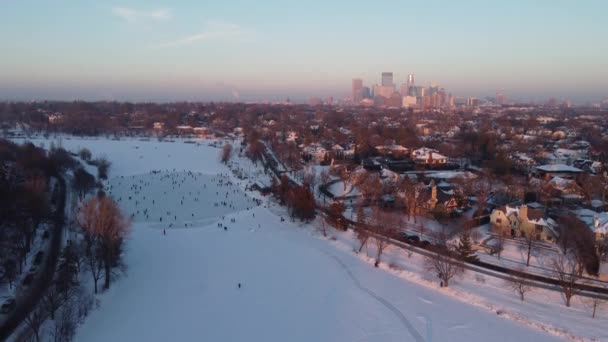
left=1, top=298, right=16, bottom=314
left=405, top=235, right=420, bottom=244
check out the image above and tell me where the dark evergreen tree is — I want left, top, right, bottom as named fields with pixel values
left=456, top=229, right=479, bottom=262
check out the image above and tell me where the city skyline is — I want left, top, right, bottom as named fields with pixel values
left=1, top=1, right=608, bottom=103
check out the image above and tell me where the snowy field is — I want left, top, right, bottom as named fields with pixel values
left=8, top=136, right=605, bottom=341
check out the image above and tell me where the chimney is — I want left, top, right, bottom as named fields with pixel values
left=594, top=215, right=600, bottom=228
left=520, top=204, right=528, bottom=221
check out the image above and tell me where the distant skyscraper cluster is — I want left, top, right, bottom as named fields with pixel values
left=351, top=72, right=494, bottom=109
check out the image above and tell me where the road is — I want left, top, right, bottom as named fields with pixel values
left=0, top=176, right=67, bottom=341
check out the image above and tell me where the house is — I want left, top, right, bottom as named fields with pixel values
left=302, top=144, right=327, bottom=163
left=411, top=148, right=448, bottom=165
left=574, top=209, right=608, bottom=241
left=535, top=164, right=582, bottom=179
left=330, top=144, right=345, bottom=159
left=375, top=145, right=409, bottom=159
left=417, top=180, right=462, bottom=214
left=490, top=204, right=557, bottom=242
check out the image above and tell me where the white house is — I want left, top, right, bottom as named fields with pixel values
left=411, top=148, right=447, bottom=165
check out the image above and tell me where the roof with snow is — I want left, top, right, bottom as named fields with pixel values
left=536, top=164, right=582, bottom=173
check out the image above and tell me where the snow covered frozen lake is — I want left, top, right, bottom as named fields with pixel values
left=10, top=136, right=579, bottom=341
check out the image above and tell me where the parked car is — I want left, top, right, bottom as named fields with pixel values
left=405, top=235, right=420, bottom=244
left=33, top=251, right=44, bottom=266
left=419, top=240, right=431, bottom=249
left=1, top=298, right=16, bottom=314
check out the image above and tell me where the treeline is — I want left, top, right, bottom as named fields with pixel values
left=271, top=175, right=315, bottom=222
left=0, top=139, right=70, bottom=286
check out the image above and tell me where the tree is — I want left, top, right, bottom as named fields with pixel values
left=520, top=224, right=540, bottom=267
left=370, top=208, right=398, bottom=267
left=360, top=174, right=383, bottom=206
left=288, top=184, right=316, bottom=222
left=424, top=247, right=464, bottom=288
left=2, top=258, right=17, bottom=289
left=78, top=148, right=92, bottom=161
left=505, top=268, right=533, bottom=301
left=551, top=254, right=584, bottom=307
left=24, top=305, right=46, bottom=342
left=247, top=140, right=264, bottom=165
left=76, top=195, right=130, bottom=292
left=220, top=143, right=233, bottom=164
left=53, top=304, right=77, bottom=342
left=95, top=157, right=111, bottom=180
left=557, top=214, right=600, bottom=275
left=302, top=166, right=317, bottom=194
left=72, top=167, right=96, bottom=199
left=328, top=200, right=346, bottom=231
left=493, top=223, right=507, bottom=260
left=455, top=229, right=479, bottom=262
left=355, top=201, right=369, bottom=253
left=584, top=297, right=605, bottom=319
left=43, top=280, right=75, bottom=320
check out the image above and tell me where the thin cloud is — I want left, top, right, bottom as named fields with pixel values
left=152, top=21, right=253, bottom=49
left=112, top=6, right=173, bottom=22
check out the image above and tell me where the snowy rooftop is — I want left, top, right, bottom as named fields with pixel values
left=535, top=164, right=582, bottom=173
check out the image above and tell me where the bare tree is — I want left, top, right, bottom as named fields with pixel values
left=505, top=267, right=533, bottom=301
left=370, top=208, right=398, bottom=267
left=76, top=196, right=130, bottom=292
left=584, top=297, right=605, bottom=319
left=493, top=223, right=506, bottom=259
left=520, top=224, right=541, bottom=267
left=24, top=305, right=46, bottom=342
left=95, top=156, right=111, bottom=180
left=424, top=227, right=464, bottom=287
left=220, top=143, right=233, bottom=164
left=303, top=166, right=317, bottom=194
left=551, top=254, right=585, bottom=307
left=354, top=201, right=369, bottom=253
left=43, top=283, right=69, bottom=320
left=53, top=304, right=76, bottom=342
left=424, top=247, right=464, bottom=288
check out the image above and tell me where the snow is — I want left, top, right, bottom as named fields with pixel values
left=536, top=164, right=582, bottom=173
left=327, top=181, right=359, bottom=198
left=8, top=135, right=607, bottom=341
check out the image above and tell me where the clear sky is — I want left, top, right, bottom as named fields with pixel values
left=1, top=0, right=607, bottom=103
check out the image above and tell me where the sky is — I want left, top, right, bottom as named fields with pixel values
left=1, top=0, right=607, bottom=103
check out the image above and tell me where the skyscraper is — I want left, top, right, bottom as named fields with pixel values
left=381, top=72, right=394, bottom=87
left=407, top=74, right=416, bottom=96
left=400, top=84, right=409, bottom=97
left=352, top=78, right=363, bottom=103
